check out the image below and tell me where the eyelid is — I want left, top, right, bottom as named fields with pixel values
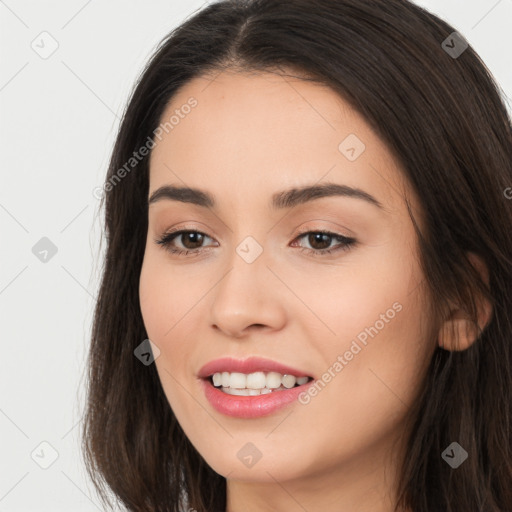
left=154, top=226, right=217, bottom=247
left=155, top=222, right=219, bottom=240
left=293, top=223, right=353, bottom=239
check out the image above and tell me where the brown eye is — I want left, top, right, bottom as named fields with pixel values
left=178, top=231, right=205, bottom=249
left=292, top=230, right=357, bottom=257
left=155, top=229, right=216, bottom=256
left=306, top=233, right=332, bottom=250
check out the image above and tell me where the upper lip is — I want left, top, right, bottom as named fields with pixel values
left=198, top=356, right=313, bottom=379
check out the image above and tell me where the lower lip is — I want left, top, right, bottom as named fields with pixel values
left=201, top=378, right=313, bottom=418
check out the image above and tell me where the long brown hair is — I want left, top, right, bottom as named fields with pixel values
left=82, top=1, right=512, bottom=510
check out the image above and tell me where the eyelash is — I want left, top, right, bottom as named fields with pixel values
left=154, top=228, right=356, bottom=258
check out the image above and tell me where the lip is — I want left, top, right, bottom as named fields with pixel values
left=197, top=356, right=312, bottom=379
left=200, top=377, right=314, bottom=418
left=197, top=356, right=314, bottom=418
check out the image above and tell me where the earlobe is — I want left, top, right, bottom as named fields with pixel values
left=437, top=253, right=493, bottom=352
left=438, top=310, right=484, bottom=351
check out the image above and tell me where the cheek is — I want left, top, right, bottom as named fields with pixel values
left=139, top=249, right=203, bottom=341
left=320, top=276, right=431, bottom=413
left=138, top=247, right=211, bottom=378
left=288, top=237, right=432, bottom=412
left=272, top=242, right=418, bottom=354
left=285, top=290, right=432, bottom=473
left=139, top=253, right=201, bottom=421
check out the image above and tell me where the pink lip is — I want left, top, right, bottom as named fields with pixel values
left=197, top=356, right=314, bottom=418
left=200, top=378, right=314, bottom=418
left=197, top=356, right=312, bottom=379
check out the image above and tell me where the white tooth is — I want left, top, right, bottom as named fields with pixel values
left=246, top=372, right=266, bottom=389
left=248, top=389, right=260, bottom=396
left=229, top=372, right=247, bottom=388
left=226, top=387, right=251, bottom=396
left=261, top=387, right=272, bottom=394
left=221, top=372, right=230, bottom=387
left=282, top=374, right=297, bottom=388
left=297, top=376, right=309, bottom=385
left=266, top=372, right=282, bottom=389
left=212, top=372, right=222, bottom=386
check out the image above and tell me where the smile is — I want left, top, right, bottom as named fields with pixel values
left=210, top=371, right=312, bottom=395
left=198, top=356, right=315, bottom=418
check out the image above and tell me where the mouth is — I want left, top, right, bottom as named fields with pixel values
left=205, top=371, right=314, bottom=396
left=198, top=357, right=315, bottom=417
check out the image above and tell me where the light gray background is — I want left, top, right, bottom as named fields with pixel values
left=1, top=0, right=511, bottom=510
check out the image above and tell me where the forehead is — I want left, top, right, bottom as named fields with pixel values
left=148, top=69, right=414, bottom=217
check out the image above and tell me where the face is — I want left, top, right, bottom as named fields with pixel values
left=139, top=69, right=436, bottom=504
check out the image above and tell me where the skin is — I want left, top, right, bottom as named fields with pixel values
left=138, top=69, right=478, bottom=512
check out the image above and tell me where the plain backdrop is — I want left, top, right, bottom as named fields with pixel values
left=1, top=0, right=511, bottom=510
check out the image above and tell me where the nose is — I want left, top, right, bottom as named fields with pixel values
left=209, top=248, right=287, bottom=339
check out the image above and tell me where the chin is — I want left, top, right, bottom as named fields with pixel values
left=196, top=441, right=314, bottom=483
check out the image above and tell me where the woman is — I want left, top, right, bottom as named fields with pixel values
left=82, top=1, right=512, bottom=511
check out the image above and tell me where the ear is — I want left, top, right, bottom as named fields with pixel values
left=438, top=252, right=493, bottom=351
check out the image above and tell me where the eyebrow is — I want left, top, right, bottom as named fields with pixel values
left=148, top=182, right=385, bottom=211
